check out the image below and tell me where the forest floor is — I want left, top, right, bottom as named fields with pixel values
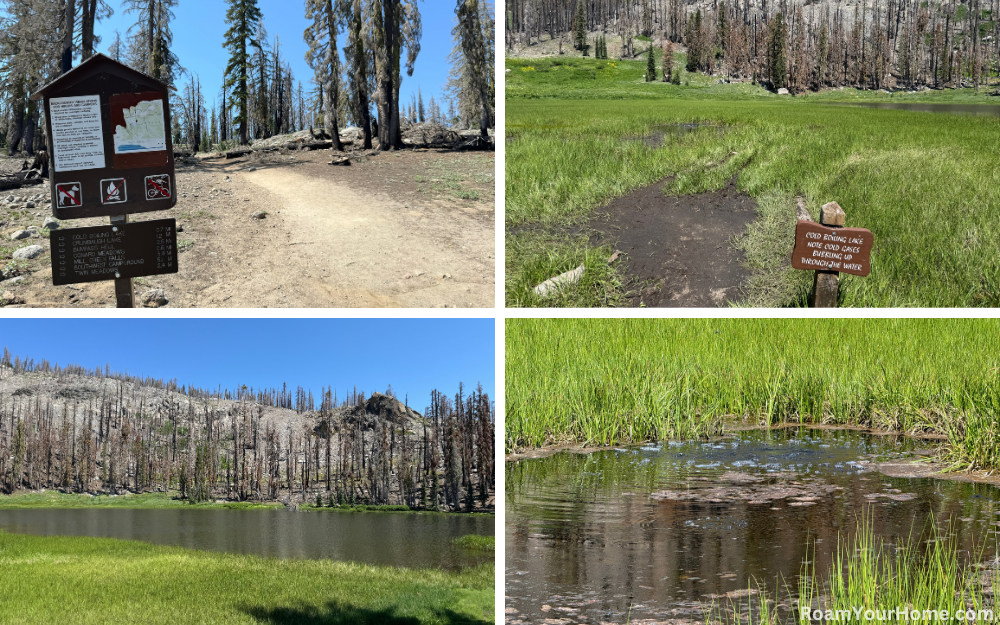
left=0, top=146, right=495, bottom=308
left=505, top=52, right=1000, bottom=307
left=0, top=531, right=494, bottom=624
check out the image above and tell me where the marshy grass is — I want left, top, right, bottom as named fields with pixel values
left=453, top=535, right=495, bottom=552
left=712, top=514, right=1000, bottom=625
left=505, top=55, right=1000, bottom=307
left=505, top=318, right=1000, bottom=470
left=0, top=530, right=493, bottom=624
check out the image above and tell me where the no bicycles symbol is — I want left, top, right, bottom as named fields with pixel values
left=144, top=174, right=171, bottom=200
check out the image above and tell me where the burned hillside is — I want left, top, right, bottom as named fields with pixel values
left=0, top=350, right=494, bottom=512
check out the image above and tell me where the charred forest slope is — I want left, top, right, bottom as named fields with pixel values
left=0, top=352, right=495, bottom=512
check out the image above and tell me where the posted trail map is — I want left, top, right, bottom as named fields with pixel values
left=113, top=98, right=166, bottom=154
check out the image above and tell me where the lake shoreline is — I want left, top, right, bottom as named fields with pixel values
left=505, top=423, right=1000, bottom=489
left=0, top=490, right=495, bottom=515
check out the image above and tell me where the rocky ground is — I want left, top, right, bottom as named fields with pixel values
left=0, top=128, right=495, bottom=308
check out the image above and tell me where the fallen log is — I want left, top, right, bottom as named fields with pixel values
left=225, top=147, right=252, bottom=159
left=0, top=172, right=45, bottom=191
left=329, top=155, right=351, bottom=166
left=281, top=140, right=332, bottom=151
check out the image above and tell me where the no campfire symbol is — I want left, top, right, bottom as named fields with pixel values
left=55, top=182, right=83, bottom=208
left=144, top=174, right=171, bottom=200
left=101, top=178, right=127, bottom=204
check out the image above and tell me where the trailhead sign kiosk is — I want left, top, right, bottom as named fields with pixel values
left=30, top=54, right=179, bottom=308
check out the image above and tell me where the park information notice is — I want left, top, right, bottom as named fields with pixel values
left=791, top=221, right=874, bottom=277
left=49, top=219, right=178, bottom=286
left=49, top=95, right=106, bottom=172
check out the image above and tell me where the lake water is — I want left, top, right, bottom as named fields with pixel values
left=0, top=508, right=493, bottom=570
left=830, top=102, right=1000, bottom=117
left=506, top=428, right=1000, bottom=624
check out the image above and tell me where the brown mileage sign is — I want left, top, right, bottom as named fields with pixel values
left=791, top=221, right=874, bottom=277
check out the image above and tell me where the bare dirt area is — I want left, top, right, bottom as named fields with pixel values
left=0, top=147, right=494, bottom=308
left=587, top=175, right=755, bottom=307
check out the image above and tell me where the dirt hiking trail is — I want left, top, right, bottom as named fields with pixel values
left=245, top=165, right=493, bottom=308
left=0, top=148, right=495, bottom=308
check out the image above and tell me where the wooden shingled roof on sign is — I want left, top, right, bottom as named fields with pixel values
left=30, top=53, right=167, bottom=101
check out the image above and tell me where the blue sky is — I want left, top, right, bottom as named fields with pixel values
left=91, top=0, right=470, bottom=116
left=0, top=319, right=495, bottom=412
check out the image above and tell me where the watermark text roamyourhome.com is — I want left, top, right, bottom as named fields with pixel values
left=802, top=607, right=996, bottom=622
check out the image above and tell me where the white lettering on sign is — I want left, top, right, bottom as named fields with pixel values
left=49, top=95, right=106, bottom=172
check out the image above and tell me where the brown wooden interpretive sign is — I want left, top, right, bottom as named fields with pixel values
left=30, top=54, right=176, bottom=220
left=791, top=221, right=874, bottom=277
left=50, top=219, right=178, bottom=286
left=31, top=54, right=180, bottom=306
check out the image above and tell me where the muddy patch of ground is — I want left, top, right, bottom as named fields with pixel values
left=650, top=474, right=846, bottom=506
left=0, top=147, right=494, bottom=308
left=587, top=175, right=755, bottom=307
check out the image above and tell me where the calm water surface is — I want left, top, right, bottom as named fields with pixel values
left=506, top=428, right=1000, bottom=624
left=0, top=508, right=493, bottom=570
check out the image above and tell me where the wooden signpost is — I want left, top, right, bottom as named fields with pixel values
left=30, top=53, right=178, bottom=308
left=791, top=200, right=874, bottom=307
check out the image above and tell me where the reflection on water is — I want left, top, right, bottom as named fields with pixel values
left=0, top=508, right=493, bottom=570
left=506, top=428, right=1000, bottom=624
left=830, top=102, right=1000, bottom=117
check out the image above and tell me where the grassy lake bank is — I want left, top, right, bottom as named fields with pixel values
left=0, top=530, right=493, bottom=624
left=505, top=54, right=1000, bottom=307
left=0, top=491, right=282, bottom=510
left=505, top=318, right=1000, bottom=471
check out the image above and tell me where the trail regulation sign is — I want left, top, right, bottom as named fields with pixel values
left=31, top=54, right=177, bottom=220
left=31, top=54, right=179, bottom=306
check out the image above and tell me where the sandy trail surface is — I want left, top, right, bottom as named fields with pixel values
left=0, top=148, right=495, bottom=308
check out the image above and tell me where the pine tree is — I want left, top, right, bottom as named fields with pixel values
left=646, top=44, right=655, bottom=81
left=686, top=11, right=702, bottom=72
left=662, top=41, right=674, bottom=81
left=343, top=0, right=373, bottom=149
left=767, top=13, right=788, bottom=90
left=452, top=0, right=494, bottom=137
left=222, top=0, right=263, bottom=145
left=371, top=0, right=422, bottom=150
left=303, top=0, right=344, bottom=148
left=572, top=0, right=587, bottom=51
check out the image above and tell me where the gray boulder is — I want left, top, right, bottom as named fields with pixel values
left=140, top=289, right=168, bottom=308
left=12, top=245, right=44, bottom=260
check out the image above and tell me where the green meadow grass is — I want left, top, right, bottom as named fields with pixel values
left=0, top=491, right=282, bottom=510
left=505, top=55, right=1000, bottom=307
left=505, top=318, right=1000, bottom=470
left=0, top=531, right=493, bottom=624
left=453, top=535, right=495, bottom=552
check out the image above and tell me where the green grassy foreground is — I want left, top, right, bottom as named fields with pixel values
left=0, top=491, right=282, bottom=510
left=505, top=54, right=1000, bottom=307
left=506, top=318, right=1000, bottom=470
left=0, top=531, right=493, bottom=624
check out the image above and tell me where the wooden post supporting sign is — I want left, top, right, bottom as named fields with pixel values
left=791, top=200, right=874, bottom=308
